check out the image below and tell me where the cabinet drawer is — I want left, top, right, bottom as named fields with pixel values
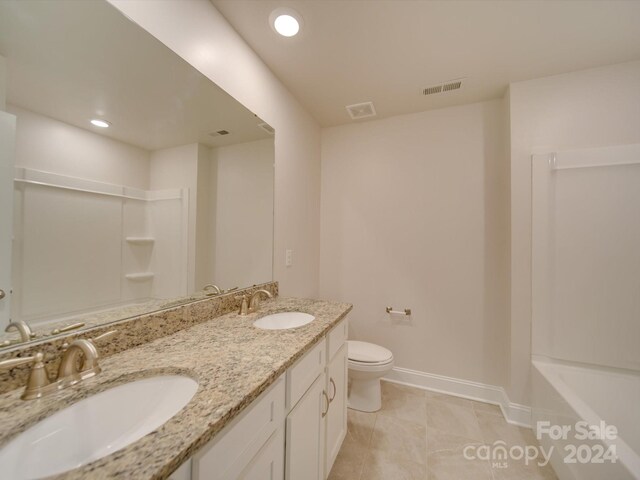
left=327, top=318, right=348, bottom=361
left=286, top=339, right=326, bottom=411
left=193, top=375, right=285, bottom=480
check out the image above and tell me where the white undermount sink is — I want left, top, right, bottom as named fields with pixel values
left=0, top=375, right=198, bottom=480
left=253, top=311, right=315, bottom=330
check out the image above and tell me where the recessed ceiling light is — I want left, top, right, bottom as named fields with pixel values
left=270, top=8, right=303, bottom=37
left=90, top=119, right=110, bottom=128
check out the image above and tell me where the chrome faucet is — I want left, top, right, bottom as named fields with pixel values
left=0, top=330, right=116, bottom=400
left=5, top=321, right=35, bottom=343
left=248, top=289, right=273, bottom=313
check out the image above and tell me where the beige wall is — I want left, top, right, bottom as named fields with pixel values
left=211, top=139, right=274, bottom=289
left=195, top=144, right=212, bottom=291
left=150, top=143, right=200, bottom=293
left=0, top=55, right=6, bottom=110
left=508, top=60, right=640, bottom=405
left=108, top=0, right=321, bottom=298
left=320, top=99, right=510, bottom=387
left=8, top=105, right=150, bottom=189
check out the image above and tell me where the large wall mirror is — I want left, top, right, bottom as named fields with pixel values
left=0, top=0, right=274, bottom=349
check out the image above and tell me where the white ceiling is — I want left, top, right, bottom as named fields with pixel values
left=0, top=0, right=271, bottom=151
left=212, top=0, right=640, bottom=127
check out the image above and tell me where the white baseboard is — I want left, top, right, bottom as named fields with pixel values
left=384, top=367, right=532, bottom=428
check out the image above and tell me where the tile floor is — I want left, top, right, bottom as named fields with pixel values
left=328, top=380, right=557, bottom=480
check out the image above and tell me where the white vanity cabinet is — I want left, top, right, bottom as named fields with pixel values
left=191, top=375, right=285, bottom=480
left=169, top=318, right=348, bottom=480
left=285, top=318, right=348, bottom=480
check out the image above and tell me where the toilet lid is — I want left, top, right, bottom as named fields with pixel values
left=348, top=341, right=393, bottom=363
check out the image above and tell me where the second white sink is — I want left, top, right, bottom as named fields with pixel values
left=254, top=312, right=315, bottom=330
left=0, top=375, right=198, bottom=479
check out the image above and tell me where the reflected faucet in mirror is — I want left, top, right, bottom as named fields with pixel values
left=203, top=284, right=222, bottom=295
left=50, top=322, right=86, bottom=336
left=203, top=285, right=240, bottom=296
left=3, top=321, right=36, bottom=346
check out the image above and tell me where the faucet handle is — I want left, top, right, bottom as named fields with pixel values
left=235, top=295, right=249, bottom=316
left=0, top=352, right=43, bottom=370
left=50, top=322, right=86, bottom=335
left=62, top=329, right=117, bottom=352
left=91, top=330, right=117, bottom=345
left=0, top=352, right=52, bottom=399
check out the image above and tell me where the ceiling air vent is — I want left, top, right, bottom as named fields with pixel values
left=258, top=122, right=275, bottom=135
left=345, top=101, right=376, bottom=120
left=422, top=78, right=464, bottom=96
left=209, top=130, right=230, bottom=137
left=422, top=85, right=442, bottom=96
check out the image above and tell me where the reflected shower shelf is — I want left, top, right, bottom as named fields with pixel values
left=125, top=237, right=155, bottom=245
left=125, top=273, right=155, bottom=281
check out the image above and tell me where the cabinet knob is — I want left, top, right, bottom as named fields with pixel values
left=0, top=289, right=5, bottom=300
left=329, top=378, right=336, bottom=402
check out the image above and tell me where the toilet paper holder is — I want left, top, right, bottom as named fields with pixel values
left=385, top=307, right=411, bottom=316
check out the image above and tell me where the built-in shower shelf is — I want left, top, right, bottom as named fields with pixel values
left=125, top=273, right=155, bottom=281
left=125, top=237, right=155, bottom=245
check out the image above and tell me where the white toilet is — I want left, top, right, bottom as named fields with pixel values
left=347, top=340, right=394, bottom=412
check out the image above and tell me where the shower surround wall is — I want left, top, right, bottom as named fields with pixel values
left=530, top=144, right=640, bottom=480
left=508, top=59, right=640, bottom=406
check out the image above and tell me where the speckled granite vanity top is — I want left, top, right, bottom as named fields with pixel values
left=0, top=297, right=352, bottom=479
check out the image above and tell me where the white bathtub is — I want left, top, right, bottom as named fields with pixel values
left=532, top=356, right=640, bottom=479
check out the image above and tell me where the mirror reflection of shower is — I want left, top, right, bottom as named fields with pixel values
left=0, top=0, right=274, bottom=345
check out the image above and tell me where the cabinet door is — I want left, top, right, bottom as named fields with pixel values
left=324, top=344, right=347, bottom=476
left=285, top=373, right=327, bottom=480
left=194, top=376, right=285, bottom=480
left=239, top=427, right=284, bottom=480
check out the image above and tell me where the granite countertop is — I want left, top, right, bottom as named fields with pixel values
left=0, top=297, right=352, bottom=479
left=0, top=290, right=223, bottom=347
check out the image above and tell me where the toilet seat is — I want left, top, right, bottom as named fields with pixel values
left=348, top=341, right=393, bottom=364
left=348, top=358, right=393, bottom=373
